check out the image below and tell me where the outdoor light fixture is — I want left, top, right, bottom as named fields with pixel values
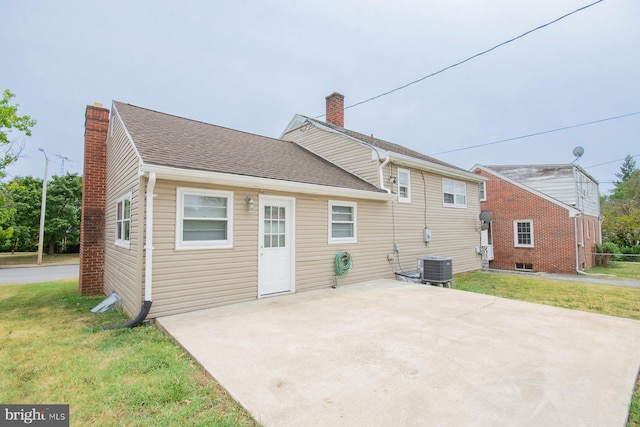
left=245, top=196, right=255, bottom=212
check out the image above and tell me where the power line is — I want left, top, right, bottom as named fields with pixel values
left=315, top=0, right=604, bottom=117
left=429, top=111, right=640, bottom=156
left=585, top=154, right=640, bottom=169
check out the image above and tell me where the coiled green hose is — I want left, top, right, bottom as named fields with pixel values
left=333, top=252, right=352, bottom=287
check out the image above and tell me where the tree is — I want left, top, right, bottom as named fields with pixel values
left=0, top=176, right=42, bottom=252
left=602, top=169, right=640, bottom=247
left=611, top=154, right=638, bottom=200
left=0, top=173, right=82, bottom=254
left=0, top=90, right=36, bottom=241
left=0, top=89, right=37, bottom=177
left=44, top=173, right=82, bottom=254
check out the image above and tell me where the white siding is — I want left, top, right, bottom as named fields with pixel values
left=574, top=169, right=600, bottom=217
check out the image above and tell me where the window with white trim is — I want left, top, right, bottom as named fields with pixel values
left=176, top=188, right=233, bottom=249
left=398, top=168, right=411, bottom=203
left=329, top=201, right=357, bottom=244
left=514, top=220, right=534, bottom=247
left=443, top=178, right=467, bottom=207
left=115, top=193, right=132, bottom=248
left=479, top=181, right=486, bottom=201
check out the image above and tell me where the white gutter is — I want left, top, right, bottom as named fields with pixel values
left=379, top=153, right=391, bottom=193
left=139, top=163, right=395, bottom=201
left=144, top=172, right=156, bottom=301
left=392, top=154, right=485, bottom=183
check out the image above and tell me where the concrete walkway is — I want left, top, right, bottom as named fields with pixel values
left=157, top=280, right=640, bottom=427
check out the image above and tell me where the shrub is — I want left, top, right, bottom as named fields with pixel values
left=594, top=242, right=619, bottom=266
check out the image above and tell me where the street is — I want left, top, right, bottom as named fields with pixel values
left=0, top=264, right=79, bottom=285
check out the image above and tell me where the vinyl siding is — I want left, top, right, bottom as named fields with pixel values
left=142, top=169, right=481, bottom=318
left=104, top=114, right=143, bottom=317
left=283, top=125, right=380, bottom=186
left=574, top=169, right=600, bottom=217
left=149, top=180, right=259, bottom=318
left=385, top=164, right=482, bottom=274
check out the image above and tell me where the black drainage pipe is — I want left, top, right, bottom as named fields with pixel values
left=102, top=300, right=153, bottom=330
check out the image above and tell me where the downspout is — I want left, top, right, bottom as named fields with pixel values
left=379, top=153, right=391, bottom=193
left=143, top=172, right=156, bottom=302
left=103, top=172, right=155, bottom=329
left=574, top=214, right=581, bottom=274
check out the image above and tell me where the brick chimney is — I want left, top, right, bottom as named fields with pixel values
left=79, top=103, right=109, bottom=296
left=325, top=92, right=344, bottom=127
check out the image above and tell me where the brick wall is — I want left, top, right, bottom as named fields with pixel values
left=325, top=92, right=344, bottom=127
left=79, top=104, right=109, bottom=295
left=476, top=169, right=580, bottom=274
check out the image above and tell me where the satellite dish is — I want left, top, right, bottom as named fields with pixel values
left=479, top=211, right=493, bottom=223
left=480, top=223, right=490, bottom=231
left=573, top=146, right=584, bottom=158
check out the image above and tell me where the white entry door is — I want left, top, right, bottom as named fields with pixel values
left=258, top=196, right=295, bottom=297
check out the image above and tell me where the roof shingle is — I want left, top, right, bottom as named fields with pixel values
left=114, top=102, right=384, bottom=193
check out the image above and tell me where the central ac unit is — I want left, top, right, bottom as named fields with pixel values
left=417, top=256, right=453, bottom=283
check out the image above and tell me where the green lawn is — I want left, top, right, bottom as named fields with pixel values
left=0, top=252, right=79, bottom=267
left=585, top=261, right=640, bottom=280
left=0, top=280, right=258, bottom=427
left=454, top=271, right=640, bottom=427
left=3, top=271, right=639, bottom=426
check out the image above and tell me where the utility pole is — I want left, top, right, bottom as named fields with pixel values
left=37, top=148, right=48, bottom=265
left=54, top=154, right=72, bottom=175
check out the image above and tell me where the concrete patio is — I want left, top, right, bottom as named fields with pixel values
left=157, top=279, right=640, bottom=426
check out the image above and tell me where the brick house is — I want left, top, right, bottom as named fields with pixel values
left=472, top=164, right=601, bottom=274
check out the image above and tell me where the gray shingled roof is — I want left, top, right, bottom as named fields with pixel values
left=308, top=118, right=469, bottom=173
left=113, top=102, right=384, bottom=193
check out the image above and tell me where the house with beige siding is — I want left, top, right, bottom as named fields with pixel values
left=80, top=95, right=485, bottom=320
left=281, top=93, right=487, bottom=279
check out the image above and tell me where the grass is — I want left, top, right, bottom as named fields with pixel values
left=585, top=261, right=640, bottom=280
left=0, top=280, right=258, bottom=427
left=0, top=252, right=79, bottom=267
left=3, top=269, right=639, bottom=426
left=454, top=271, right=640, bottom=427
left=454, top=271, right=640, bottom=320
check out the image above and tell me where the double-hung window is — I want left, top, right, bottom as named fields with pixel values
left=177, top=188, right=233, bottom=249
left=443, top=179, right=467, bottom=207
left=514, top=220, right=534, bottom=247
left=115, top=193, right=132, bottom=248
left=329, top=201, right=357, bottom=244
left=397, top=168, right=411, bottom=203
left=479, top=181, right=486, bottom=201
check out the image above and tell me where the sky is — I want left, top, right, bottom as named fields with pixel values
left=3, top=0, right=639, bottom=194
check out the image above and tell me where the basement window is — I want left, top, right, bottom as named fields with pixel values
left=515, top=263, right=533, bottom=271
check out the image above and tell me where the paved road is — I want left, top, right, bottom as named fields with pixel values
left=0, top=264, right=79, bottom=285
